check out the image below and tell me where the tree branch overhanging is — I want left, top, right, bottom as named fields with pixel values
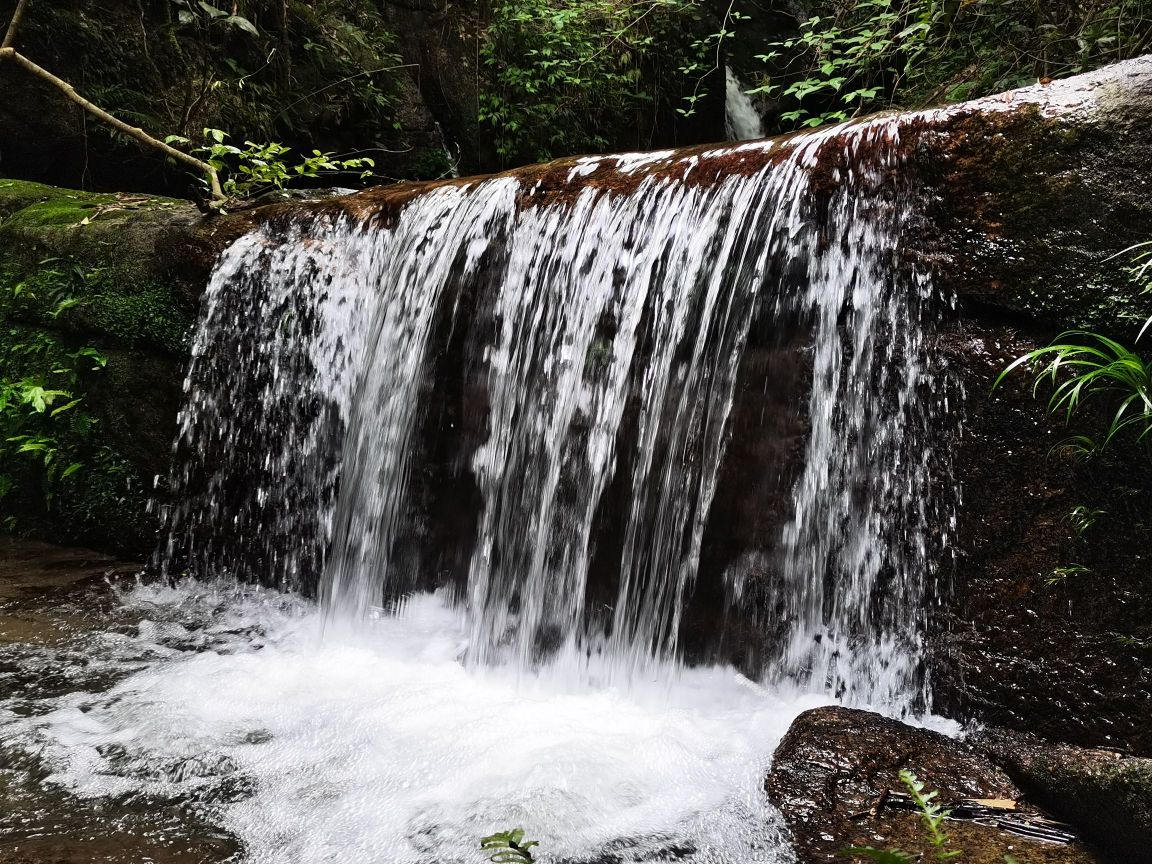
left=1, top=0, right=226, bottom=209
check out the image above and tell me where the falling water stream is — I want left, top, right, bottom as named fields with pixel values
left=724, top=67, right=764, bottom=141
left=0, top=117, right=955, bottom=863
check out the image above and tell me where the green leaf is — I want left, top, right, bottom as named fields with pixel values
left=50, top=398, right=83, bottom=417
left=225, top=15, right=260, bottom=36
left=50, top=297, right=83, bottom=318
left=481, top=828, right=539, bottom=864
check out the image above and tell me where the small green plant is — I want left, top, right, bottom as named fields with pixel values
left=997, top=242, right=1152, bottom=458
left=900, top=770, right=960, bottom=861
left=1046, top=563, right=1092, bottom=586
left=843, top=770, right=958, bottom=862
left=1064, top=504, right=1103, bottom=536
left=165, top=128, right=376, bottom=200
left=482, top=828, right=540, bottom=864
left=997, top=332, right=1152, bottom=455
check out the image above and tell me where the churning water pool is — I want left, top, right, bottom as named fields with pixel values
left=1, top=568, right=841, bottom=864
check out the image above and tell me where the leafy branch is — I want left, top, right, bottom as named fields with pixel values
left=164, top=128, right=376, bottom=200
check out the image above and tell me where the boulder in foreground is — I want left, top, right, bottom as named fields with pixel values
left=766, top=706, right=1100, bottom=863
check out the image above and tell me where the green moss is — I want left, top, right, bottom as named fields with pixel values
left=0, top=179, right=200, bottom=554
left=0, top=185, right=197, bottom=355
left=80, top=286, right=192, bottom=353
left=0, top=179, right=78, bottom=218
left=4, top=196, right=119, bottom=228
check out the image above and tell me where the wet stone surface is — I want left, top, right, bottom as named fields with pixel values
left=766, top=706, right=1104, bottom=864
left=0, top=537, right=240, bottom=864
left=974, top=726, right=1152, bottom=863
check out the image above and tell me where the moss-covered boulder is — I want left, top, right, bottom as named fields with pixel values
left=974, top=727, right=1152, bottom=862
left=0, top=179, right=245, bottom=555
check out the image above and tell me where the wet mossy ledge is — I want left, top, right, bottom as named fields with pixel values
left=0, top=180, right=249, bottom=554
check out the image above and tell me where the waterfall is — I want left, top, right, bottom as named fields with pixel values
left=725, top=66, right=764, bottom=141
left=161, top=118, right=952, bottom=709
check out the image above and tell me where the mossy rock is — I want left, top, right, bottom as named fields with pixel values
left=975, top=727, right=1152, bottom=862
left=0, top=179, right=234, bottom=555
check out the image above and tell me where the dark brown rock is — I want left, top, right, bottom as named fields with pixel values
left=931, top=318, right=1152, bottom=755
left=766, top=706, right=1100, bottom=864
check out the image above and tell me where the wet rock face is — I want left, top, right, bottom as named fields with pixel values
left=924, top=76, right=1152, bottom=335
left=766, top=706, right=1100, bottom=864
left=930, top=318, right=1152, bottom=754
left=973, top=727, right=1152, bottom=863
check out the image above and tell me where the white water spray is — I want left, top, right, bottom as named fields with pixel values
left=113, top=117, right=958, bottom=861
left=724, top=67, right=764, bottom=141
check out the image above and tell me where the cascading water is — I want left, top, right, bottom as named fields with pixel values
left=765, top=127, right=953, bottom=712
left=163, top=118, right=952, bottom=703
left=13, top=114, right=957, bottom=863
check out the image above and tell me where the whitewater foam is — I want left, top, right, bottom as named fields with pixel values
left=2, top=580, right=835, bottom=864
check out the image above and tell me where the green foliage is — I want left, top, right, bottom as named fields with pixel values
left=1046, top=563, right=1092, bottom=586
left=481, top=828, right=540, bottom=864
left=997, top=243, right=1152, bottom=458
left=2, top=252, right=189, bottom=354
left=752, top=0, right=936, bottom=128
left=1065, top=504, right=1103, bottom=537
left=171, top=0, right=260, bottom=37
left=757, top=0, right=1151, bottom=129
left=0, top=278, right=114, bottom=526
left=676, top=9, right=749, bottom=119
left=997, top=331, right=1152, bottom=455
left=480, top=0, right=736, bottom=163
left=19, top=0, right=404, bottom=177
left=165, top=128, right=375, bottom=199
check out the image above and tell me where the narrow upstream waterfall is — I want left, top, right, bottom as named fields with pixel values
left=161, top=117, right=953, bottom=708
left=724, top=66, right=764, bottom=141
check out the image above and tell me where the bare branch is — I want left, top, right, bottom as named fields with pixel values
left=0, top=45, right=225, bottom=203
left=1, top=0, right=29, bottom=51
